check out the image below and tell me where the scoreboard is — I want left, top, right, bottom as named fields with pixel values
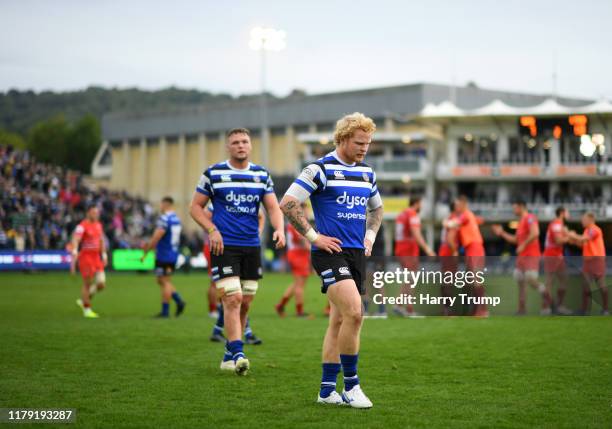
left=519, top=115, right=588, bottom=139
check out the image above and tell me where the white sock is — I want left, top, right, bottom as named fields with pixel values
left=89, top=284, right=98, bottom=296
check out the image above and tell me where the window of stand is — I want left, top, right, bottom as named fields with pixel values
left=457, top=134, right=497, bottom=164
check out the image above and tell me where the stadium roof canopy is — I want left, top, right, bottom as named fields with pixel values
left=102, top=83, right=594, bottom=142
left=419, top=97, right=612, bottom=119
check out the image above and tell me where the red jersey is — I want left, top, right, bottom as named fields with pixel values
left=395, top=208, right=420, bottom=256
left=439, top=214, right=459, bottom=256
left=543, top=218, right=565, bottom=257
left=456, top=210, right=483, bottom=248
left=74, top=220, right=103, bottom=254
left=286, top=223, right=308, bottom=251
left=395, top=208, right=420, bottom=244
left=583, top=225, right=605, bottom=257
left=517, top=213, right=540, bottom=257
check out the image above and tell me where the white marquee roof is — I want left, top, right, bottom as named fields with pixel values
left=419, top=98, right=612, bottom=118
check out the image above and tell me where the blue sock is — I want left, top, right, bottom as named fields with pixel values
left=161, top=302, right=170, bottom=316
left=340, top=354, right=359, bottom=391
left=171, top=292, right=183, bottom=304
left=212, top=306, right=224, bottom=335
left=222, top=342, right=233, bottom=362
left=378, top=303, right=386, bottom=313
left=319, top=363, right=341, bottom=398
left=227, top=340, right=245, bottom=361
left=217, top=305, right=224, bottom=328
left=244, top=318, right=253, bottom=338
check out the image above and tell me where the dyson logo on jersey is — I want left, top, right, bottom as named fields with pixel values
left=336, top=192, right=368, bottom=209
left=225, top=191, right=260, bottom=206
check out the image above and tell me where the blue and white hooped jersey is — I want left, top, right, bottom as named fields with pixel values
left=156, top=211, right=182, bottom=263
left=286, top=150, right=382, bottom=249
left=196, top=160, right=274, bottom=247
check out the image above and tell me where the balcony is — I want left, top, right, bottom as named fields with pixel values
left=434, top=202, right=612, bottom=222
left=436, top=161, right=612, bottom=181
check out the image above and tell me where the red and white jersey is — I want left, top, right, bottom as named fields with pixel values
left=440, top=214, right=459, bottom=247
left=395, top=208, right=420, bottom=245
left=517, top=212, right=541, bottom=257
left=286, top=223, right=308, bottom=251
left=74, top=220, right=103, bottom=254
left=544, top=218, right=565, bottom=256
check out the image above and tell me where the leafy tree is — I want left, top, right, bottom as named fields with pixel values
left=0, top=129, right=27, bottom=149
left=27, top=116, right=69, bottom=165
left=65, top=114, right=101, bottom=173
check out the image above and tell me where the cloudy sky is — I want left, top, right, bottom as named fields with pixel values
left=1, top=0, right=611, bottom=99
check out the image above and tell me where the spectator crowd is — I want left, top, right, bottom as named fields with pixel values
left=0, top=145, right=158, bottom=251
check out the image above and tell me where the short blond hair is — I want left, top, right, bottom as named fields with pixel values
left=333, top=112, right=376, bottom=145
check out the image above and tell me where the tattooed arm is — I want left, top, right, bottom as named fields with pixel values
left=364, top=198, right=384, bottom=257
left=279, top=195, right=342, bottom=254
left=278, top=197, right=311, bottom=235
left=366, top=205, right=383, bottom=235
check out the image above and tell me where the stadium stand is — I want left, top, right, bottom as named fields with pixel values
left=0, top=144, right=158, bottom=251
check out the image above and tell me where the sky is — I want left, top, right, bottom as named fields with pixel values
left=1, top=0, right=612, bottom=99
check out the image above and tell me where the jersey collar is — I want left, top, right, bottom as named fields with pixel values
left=329, top=150, right=356, bottom=167
left=225, top=160, right=252, bottom=172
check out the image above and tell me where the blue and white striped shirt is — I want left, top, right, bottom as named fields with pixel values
left=156, top=211, right=182, bottom=263
left=286, top=150, right=382, bottom=249
left=196, top=160, right=274, bottom=247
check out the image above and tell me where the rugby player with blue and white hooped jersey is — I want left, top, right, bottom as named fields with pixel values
left=280, top=113, right=383, bottom=409
left=190, top=127, right=286, bottom=376
left=141, top=196, right=186, bottom=318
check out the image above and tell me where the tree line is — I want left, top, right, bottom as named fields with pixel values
left=0, top=86, right=285, bottom=173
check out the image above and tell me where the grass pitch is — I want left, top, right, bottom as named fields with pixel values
left=0, top=272, right=610, bottom=428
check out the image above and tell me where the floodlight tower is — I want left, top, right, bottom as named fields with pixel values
left=249, top=27, right=286, bottom=166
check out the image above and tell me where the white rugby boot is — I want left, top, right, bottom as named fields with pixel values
left=342, top=385, right=373, bottom=409
left=317, top=391, right=344, bottom=405
left=234, top=357, right=250, bottom=376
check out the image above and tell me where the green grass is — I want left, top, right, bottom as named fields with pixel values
left=0, top=272, right=610, bottom=429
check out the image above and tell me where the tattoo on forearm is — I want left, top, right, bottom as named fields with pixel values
left=366, top=206, right=383, bottom=234
left=282, top=200, right=311, bottom=235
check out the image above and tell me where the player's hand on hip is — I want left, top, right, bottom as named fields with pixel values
left=272, top=229, right=286, bottom=249
left=209, top=230, right=224, bottom=255
left=364, top=238, right=373, bottom=257
left=314, top=234, right=342, bottom=254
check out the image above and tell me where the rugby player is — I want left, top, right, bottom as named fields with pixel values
left=275, top=205, right=311, bottom=317
left=71, top=204, right=107, bottom=318
left=453, top=195, right=488, bottom=317
left=568, top=212, right=608, bottom=315
left=439, top=202, right=459, bottom=316
left=543, top=207, right=572, bottom=315
left=208, top=203, right=265, bottom=343
left=280, top=112, right=383, bottom=408
left=492, top=199, right=551, bottom=315
left=394, top=196, right=435, bottom=317
left=190, top=128, right=285, bottom=375
left=141, top=196, right=186, bottom=318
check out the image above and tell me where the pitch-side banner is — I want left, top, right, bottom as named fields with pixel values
left=0, top=250, right=72, bottom=271
left=112, top=249, right=155, bottom=271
